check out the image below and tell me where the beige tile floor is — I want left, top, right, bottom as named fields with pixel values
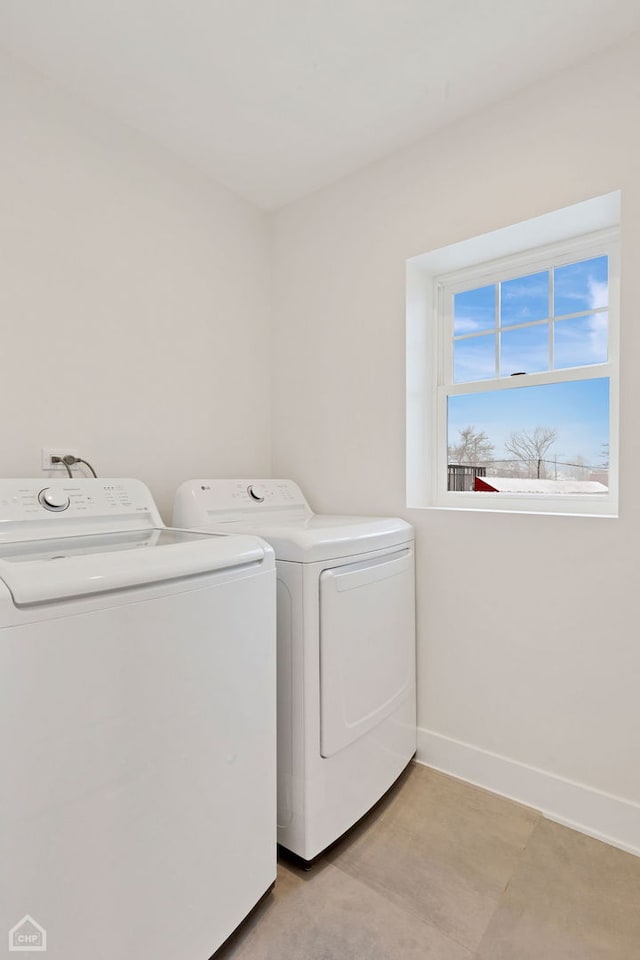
left=217, top=763, right=640, bottom=960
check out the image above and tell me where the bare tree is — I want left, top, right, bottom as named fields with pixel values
left=448, top=426, right=494, bottom=466
left=568, top=455, right=590, bottom=481
left=504, top=427, right=558, bottom=478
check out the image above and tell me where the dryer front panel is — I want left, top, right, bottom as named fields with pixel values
left=319, top=546, right=415, bottom=759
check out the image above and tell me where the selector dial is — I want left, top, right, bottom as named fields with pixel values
left=39, top=488, right=71, bottom=512
left=247, top=484, right=266, bottom=503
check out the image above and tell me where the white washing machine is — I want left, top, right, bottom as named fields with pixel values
left=173, top=479, right=416, bottom=864
left=0, top=478, right=276, bottom=960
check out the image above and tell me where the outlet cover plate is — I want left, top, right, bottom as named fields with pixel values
left=41, top=447, right=80, bottom=472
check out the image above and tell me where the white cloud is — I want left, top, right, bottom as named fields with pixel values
left=588, top=278, right=607, bottom=310
left=454, top=316, right=487, bottom=334
left=587, top=310, right=608, bottom=360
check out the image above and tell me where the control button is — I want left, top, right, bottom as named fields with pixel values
left=247, top=484, right=266, bottom=503
left=38, top=488, right=71, bottom=512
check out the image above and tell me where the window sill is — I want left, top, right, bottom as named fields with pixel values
left=417, top=494, right=618, bottom=518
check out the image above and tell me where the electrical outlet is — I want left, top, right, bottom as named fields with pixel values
left=41, top=447, right=79, bottom=472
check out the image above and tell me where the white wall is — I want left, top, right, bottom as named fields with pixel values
left=0, top=52, right=272, bottom=519
left=4, top=32, right=639, bottom=853
left=272, top=34, right=640, bottom=851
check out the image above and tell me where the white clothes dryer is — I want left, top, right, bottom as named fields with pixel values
left=173, top=479, right=416, bottom=864
left=0, top=478, right=276, bottom=960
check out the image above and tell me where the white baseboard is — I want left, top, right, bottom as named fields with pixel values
left=417, top=727, right=640, bottom=858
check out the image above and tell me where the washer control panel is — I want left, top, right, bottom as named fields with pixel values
left=0, top=479, right=159, bottom=527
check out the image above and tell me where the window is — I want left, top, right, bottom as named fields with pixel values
left=406, top=197, right=621, bottom=517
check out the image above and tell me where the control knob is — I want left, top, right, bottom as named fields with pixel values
left=247, top=484, right=266, bottom=503
left=39, top=488, right=70, bottom=512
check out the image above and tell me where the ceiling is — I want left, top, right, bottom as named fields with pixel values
left=1, top=1, right=639, bottom=209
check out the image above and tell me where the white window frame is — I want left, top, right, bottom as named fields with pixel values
left=429, top=228, right=620, bottom=517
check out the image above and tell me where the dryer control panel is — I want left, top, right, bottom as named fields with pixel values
left=175, top=479, right=312, bottom=521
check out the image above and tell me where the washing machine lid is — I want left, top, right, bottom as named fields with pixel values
left=173, top=479, right=413, bottom=562
left=0, top=527, right=269, bottom=605
left=0, top=479, right=271, bottom=605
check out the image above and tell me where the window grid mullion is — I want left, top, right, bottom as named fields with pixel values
left=549, top=267, right=555, bottom=371
left=452, top=307, right=606, bottom=343
left=495, top=282, right=500, bottom=378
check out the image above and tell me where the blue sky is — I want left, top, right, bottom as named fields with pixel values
left=449, top=256, right=609, bottom=467
left=448, top=378, right=609, bottom=467
left=453, top=256, right=608, bottom=336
